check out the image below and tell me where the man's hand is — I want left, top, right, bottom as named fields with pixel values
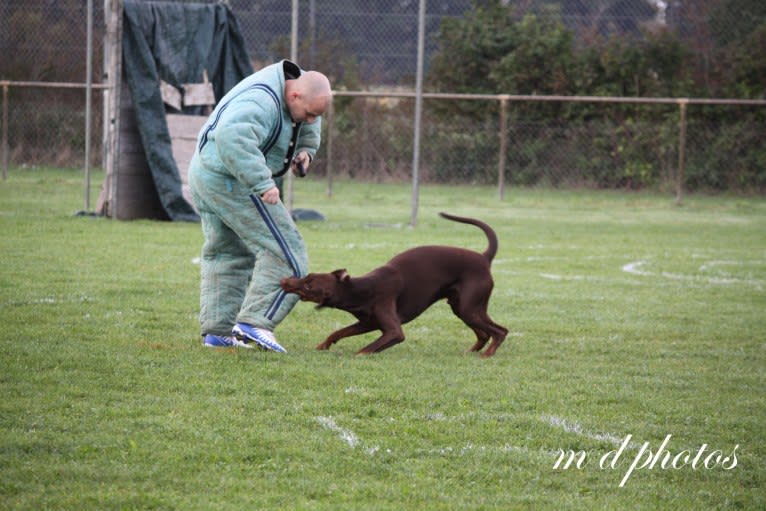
left=261, top=186, right=280, bottom=205
left=291, top=151, right=311, bottom=177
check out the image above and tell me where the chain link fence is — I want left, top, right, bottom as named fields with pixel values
left=1, top=0, right=764, bottom=194
left=320, top=93, right=764, bottom=194
left=1, top=1, right=104, bottom=171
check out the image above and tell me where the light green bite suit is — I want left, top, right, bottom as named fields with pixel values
left=188, top=60, right=319, bottom=336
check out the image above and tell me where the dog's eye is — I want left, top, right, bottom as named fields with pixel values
left=304, top=284, right=312, bottom=291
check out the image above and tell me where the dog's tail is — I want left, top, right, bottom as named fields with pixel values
left=439, top=212, right=498, bottom=262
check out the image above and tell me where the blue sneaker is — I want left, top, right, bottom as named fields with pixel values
left=203, top=334, right=253, bottom=349
left=232, top=323, right=287, bottom=353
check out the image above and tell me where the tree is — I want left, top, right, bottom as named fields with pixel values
left=491, top=6, right=576, bottom=96
left=710, top=0, right=766, bottom=98
left=429, top=1, right=518, bottom=94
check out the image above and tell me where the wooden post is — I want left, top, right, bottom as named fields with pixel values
left=676, top=99, right=687, bottom=205
left=99, top=0, right=123, bottom=217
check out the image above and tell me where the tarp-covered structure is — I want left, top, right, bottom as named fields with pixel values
left=105, top=0, right=253, bottom=221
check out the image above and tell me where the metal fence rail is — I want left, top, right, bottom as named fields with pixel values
left=2, top=79, right=765, bottom=203
left=324, top=91, right=766, bottom=202
left=0, top=80, right=107, bottom=169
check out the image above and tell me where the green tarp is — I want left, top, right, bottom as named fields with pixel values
left=122, top=0, right=253, bottom=221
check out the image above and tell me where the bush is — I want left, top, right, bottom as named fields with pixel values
left=421, top=0, right=766, bottom=192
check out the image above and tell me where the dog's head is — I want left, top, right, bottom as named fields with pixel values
left=280, top=269, right=350, bottom=307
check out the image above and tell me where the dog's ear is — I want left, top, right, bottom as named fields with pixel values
left=332, top=269, right=350, bottom=282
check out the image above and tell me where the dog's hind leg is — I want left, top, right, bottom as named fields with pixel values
left=448, top=288, right=492, bottom=353
left=449, top=286, right=508, bottom=357
left=476, top=312, right=508, bottom=357
left=463, top=315, right=507, bottom=357
left=467, top=327, right=491, bottom=352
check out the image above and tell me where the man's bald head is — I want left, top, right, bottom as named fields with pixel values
left=285, top=70, right=332, bottom=124
left=301, top=71, right=332, bottom=102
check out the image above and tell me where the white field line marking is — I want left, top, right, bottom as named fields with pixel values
left=380, top=440, right=554, bottom=459
left=622, top=260, right=764, bottom=287
left=5, top=294, right=94, bottom=306
left=539, top=273, right=571, bottom=281
left=539, top=273, right=599, bottom=282
left=699, top=259, right=766, bottom=274
left=542, top=414, right=711, bottom=457
left=541, top=414, right=637, bottom=448
left=316, top=416, right=358, bottom=448
left=416, top=443, right=558, bottom=459
left=622, top=260, right=652, bottom=277
left=537, top=273, right=643, bottom=286
left=316, top=414, right=552, bottom=458
left=316, top=416, right=380, bottom=455
left=33, top=297, right=58, bottom=304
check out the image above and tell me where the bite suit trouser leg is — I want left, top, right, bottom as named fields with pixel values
left=188, top=158, right=308, bottom=336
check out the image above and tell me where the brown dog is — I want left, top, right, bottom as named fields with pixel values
left=280, top=212, right=508, bottom=357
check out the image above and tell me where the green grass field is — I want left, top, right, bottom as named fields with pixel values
left=1, top=168, right=764, bottom=510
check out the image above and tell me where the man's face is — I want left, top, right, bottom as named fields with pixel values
left=287, top=94, right=327, bottom=124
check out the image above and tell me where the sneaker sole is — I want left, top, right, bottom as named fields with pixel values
left=203, top=337, right=254, bottom=349
left=232, top=325, right=287, bottom=353
left=204, top=342, right=254, bottom=349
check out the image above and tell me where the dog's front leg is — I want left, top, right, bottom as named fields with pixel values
left=356, top=309, right=404, bottom=355
left=316, top=321, right=376, bottom=351
left=356, top=328, right=405, bottom=355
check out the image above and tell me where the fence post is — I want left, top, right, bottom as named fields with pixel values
left=410, top=0, right=426, bottom=227
left=286, top=0, right=299, bottom=213
left=83, top=0, right=93, bottom=211
left=325, top=99, right=334, bottom=198
left=497, top=96, right=508, bottom=200
left=1, top=82, right=8, bottom=181
left=676, top=99, right=687, bottom=205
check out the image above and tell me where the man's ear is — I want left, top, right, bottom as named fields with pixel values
left=332, top=269, right=350, bottom=282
